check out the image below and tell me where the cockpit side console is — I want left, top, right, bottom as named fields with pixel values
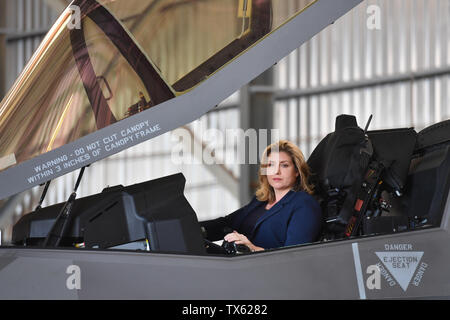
left=12, top=173, right=206, bottom=255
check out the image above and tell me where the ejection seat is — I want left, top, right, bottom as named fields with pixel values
left=307, top=114, right=417, bottom=240
left=399, top=119, right=450, bottom=229
left=364, top=119, right=450, bottom=234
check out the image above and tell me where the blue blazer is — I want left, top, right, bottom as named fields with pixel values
left=201, top=190, right=322, bottom=249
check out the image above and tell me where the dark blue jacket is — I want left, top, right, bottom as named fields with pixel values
left=201, top=190, right=322, bottom=249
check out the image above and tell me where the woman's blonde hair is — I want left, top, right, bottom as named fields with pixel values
left=255, top=140, right=314, bottom=203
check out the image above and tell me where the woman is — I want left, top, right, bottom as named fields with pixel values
left=201, top=140, right=322, bottom=252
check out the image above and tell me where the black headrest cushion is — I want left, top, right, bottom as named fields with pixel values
left=335, top=114, right=358, bottom=130
left=416, top=119, right=450, bottom=150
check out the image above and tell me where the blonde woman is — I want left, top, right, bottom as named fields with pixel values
left=201, top=140, right=321, bottom=252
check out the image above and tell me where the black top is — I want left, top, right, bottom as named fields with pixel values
left=239, top=203, right=267, bottom=238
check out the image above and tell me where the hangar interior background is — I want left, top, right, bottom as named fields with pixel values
left=0, top=0, right=449, bottom=243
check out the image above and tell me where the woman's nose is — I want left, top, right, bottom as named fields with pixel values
left=275, top=164, right=281, bottom=174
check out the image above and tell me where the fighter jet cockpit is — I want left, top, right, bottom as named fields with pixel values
left=9, top=113, right=450, bottom=257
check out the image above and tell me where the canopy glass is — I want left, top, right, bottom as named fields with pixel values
left=0, top=0, right=316, bottom=173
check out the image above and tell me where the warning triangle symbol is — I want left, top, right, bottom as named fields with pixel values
left=375, top=251, right=424, bottom=291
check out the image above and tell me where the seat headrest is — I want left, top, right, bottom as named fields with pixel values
left=335, top=114, right=358, bottom=130
left=416, top=119, right=450, bottom=150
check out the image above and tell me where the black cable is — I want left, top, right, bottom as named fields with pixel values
left=34, top=180, right=51, bottom=212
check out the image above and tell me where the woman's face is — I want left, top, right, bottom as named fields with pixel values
left=265, top=151, right=299, bottom=192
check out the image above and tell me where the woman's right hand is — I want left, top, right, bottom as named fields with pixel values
left=224, top=231, right=264, bottom=252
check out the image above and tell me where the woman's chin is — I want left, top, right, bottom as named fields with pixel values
left=271, top=184, right=290, bottom=191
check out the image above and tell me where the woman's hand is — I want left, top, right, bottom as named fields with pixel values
left=224, top=231, right=264, bottom=252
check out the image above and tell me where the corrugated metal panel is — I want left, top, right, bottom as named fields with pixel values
left=275, top=0, right=450, bottom=157
left=5, top=0, right=58, bottom=89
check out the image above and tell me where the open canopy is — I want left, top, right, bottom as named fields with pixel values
left=0, top=0, right=362, bottom=200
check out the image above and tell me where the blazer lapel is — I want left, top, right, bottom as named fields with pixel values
left=253, top=190, right=296, bottom=230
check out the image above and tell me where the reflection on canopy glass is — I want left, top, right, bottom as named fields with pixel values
left=102, top=0, right=316, bottom=91
left=0, top=12, right=160, bottom=170
left=0, top=0, right=317, bottom=173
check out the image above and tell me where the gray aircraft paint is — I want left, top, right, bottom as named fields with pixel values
left=0, top=227, right=449, bottom=299
left=0, top=194, right=448, bottom=299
